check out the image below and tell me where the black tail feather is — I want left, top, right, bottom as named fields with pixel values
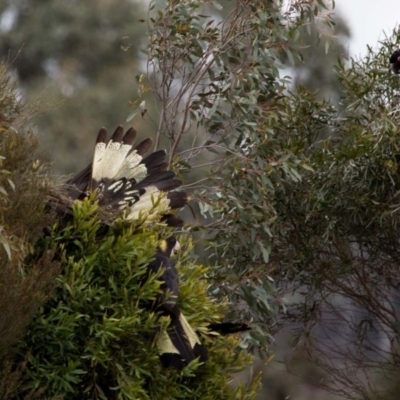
left=141, top=150, right=168, bottom=170
left=154, top=178, right=182, bottom=192
left=133, top=138, right=153, bottom=156
left=96, top=127, right=107, bottom=144
left=153, top=171, right=176, bottom=183
left=65, top=163, right=92, bottom=199
left=167, top=191, right=189, bottom=209
left=110, top=125, right=124, bottom=142
left=133, top=171, right=174, bottom=190
left=159, top=353, right=186, bottom=370
left=193, top=342, right=208, bottom=363
left=63, top=125, right=188, bottom=226
left=158, top=313, right=208, bottom=370
left=160, top=215, right=184, bottom=227
left=207, top=322, right=251, bottom=335
left=122, top=127, right=137, bottom=144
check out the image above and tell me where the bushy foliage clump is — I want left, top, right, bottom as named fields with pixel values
left=0, top=52, right=258, bottom=400
left=15, top=199, right=258, bottom=399
left=0, top=63, right=59, bottom=398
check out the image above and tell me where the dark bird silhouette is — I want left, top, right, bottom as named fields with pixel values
left=148, top=237, right=208, bottom=370
left=390, top=49, right=400, bottom=74
left=147, top=238, right=251, bottom=369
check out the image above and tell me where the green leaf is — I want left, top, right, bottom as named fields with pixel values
left=212, top=1, right=223, bottom=11
left=0, top=235, right=11, bottom=259
left=126, top=110, right=138, bottom=122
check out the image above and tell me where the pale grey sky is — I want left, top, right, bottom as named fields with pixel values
left=335, top=0, right=398, bottom=56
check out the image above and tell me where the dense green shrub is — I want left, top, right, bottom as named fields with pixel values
left=0, top=63, right=59, bottom=398
left=16, top=199, right=258, bottom=399
left=0, top=59, right=258, bottom=398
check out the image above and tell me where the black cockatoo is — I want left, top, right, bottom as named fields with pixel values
left=146, top=237, right=250, bottom=370
left=390, top=49, right=400, bottom=74
left=147, top=237, right=208, bottom=369
left=49, top=125, right=250, bottom=370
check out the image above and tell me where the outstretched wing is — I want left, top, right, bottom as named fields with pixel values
left=66, top=125, right=188, bottom=226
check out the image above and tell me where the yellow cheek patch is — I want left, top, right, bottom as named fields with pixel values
left=159, top=240, right=167, bottom=253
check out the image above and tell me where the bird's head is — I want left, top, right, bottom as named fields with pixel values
left=158, top=236, right=181, bottom=257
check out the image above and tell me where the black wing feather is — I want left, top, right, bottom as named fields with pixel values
left=63, top=125, right=188, bottom=226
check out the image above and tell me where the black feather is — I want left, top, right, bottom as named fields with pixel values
left=193, top=342, right=208, bottom=362
left=153, top=178, right=182, bottom=192
left=160, top=214, right=184, bottom=227
left=96, top=127, right=107, bottom=144
left=98, top=178, right=138, bottom=210
left=133, top=171, right=176, bottom=192
left=140, top=150, right=167, bottom=170
left=207, top=322, right=251, bottom=335
left=153, top=171, right=176, bottom=183
left=65, top=163, right=92, bottom=199
left=133, top=138, right=153, bottom=156
left=122, top=127, right=137, bottom=145
left=167, top=191, right=188, bottom=209
left=110, top=125, right=124, bottom=142
left=390, top=49, right=400, bottom=74
left=159, top=353, right=186, bottom=370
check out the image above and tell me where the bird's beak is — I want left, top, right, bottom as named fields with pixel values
left=172, top=241, right=181, bottom=256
